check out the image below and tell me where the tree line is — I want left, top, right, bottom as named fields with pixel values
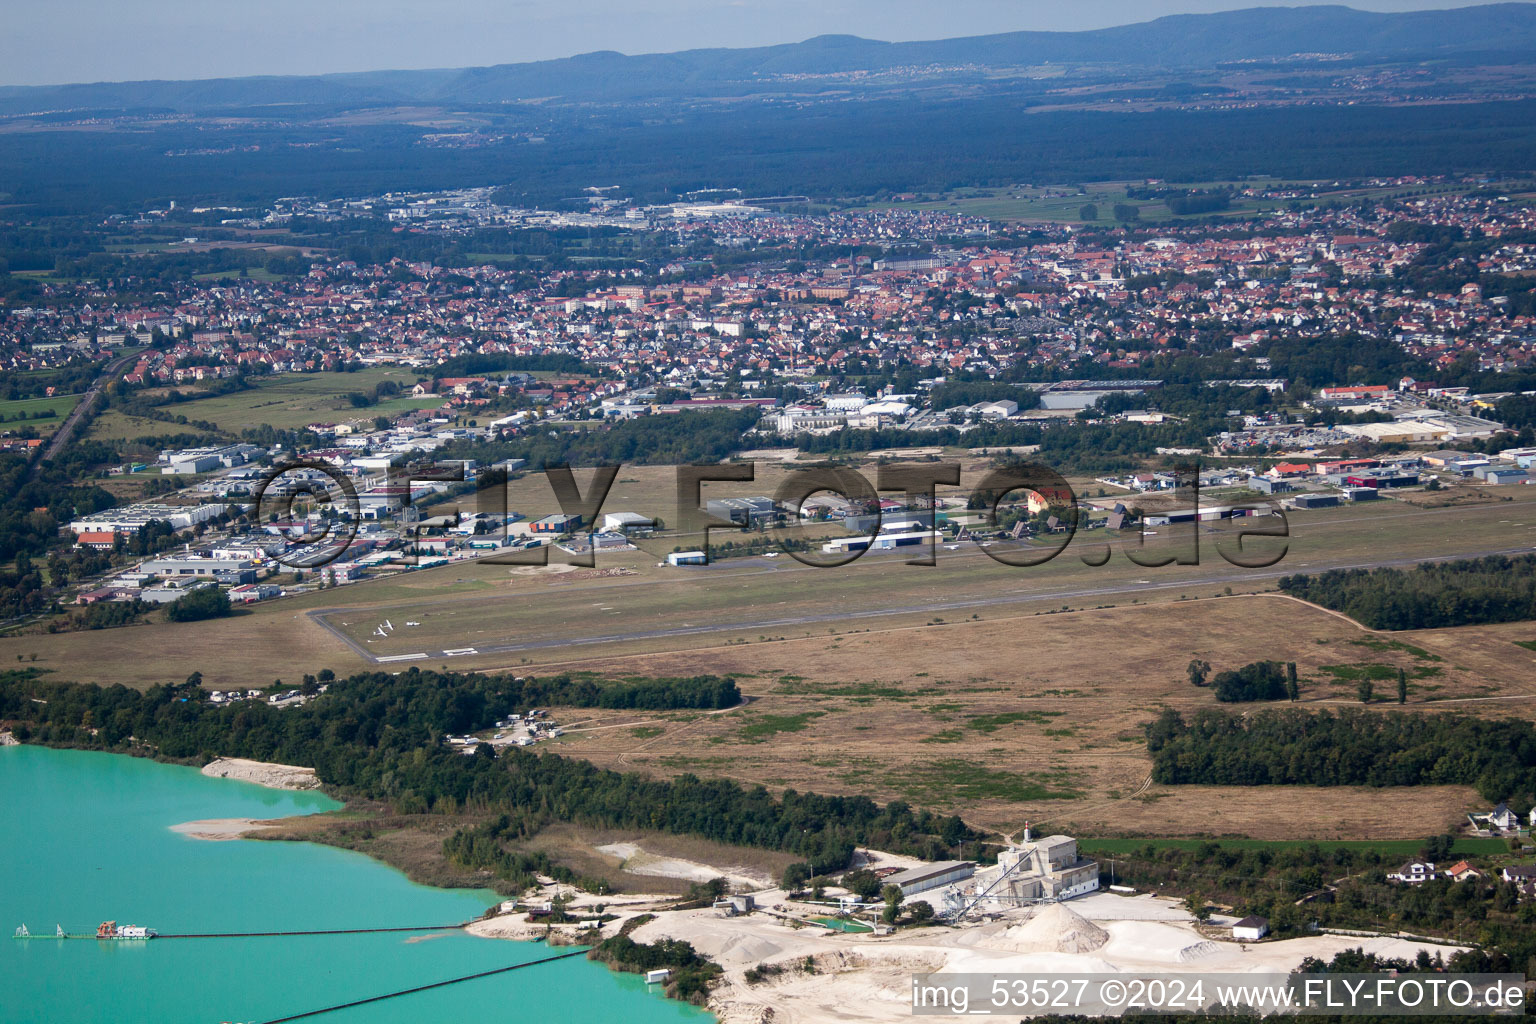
left=441, top=408, right=762, bottom=470
left=1279, top=555, right=1536, bottom=631
left=495, top=672, right=740, bottom=711
left=1144, top=707, right=1536, bottom=803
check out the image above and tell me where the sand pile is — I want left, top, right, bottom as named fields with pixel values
left=992, top=903, right=1109, bottom=954
left=1178, top=940, right=1221, bottom=962
left=712, top=934, right=786, bottom=966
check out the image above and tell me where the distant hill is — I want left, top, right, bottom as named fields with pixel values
left=4, top=3, right=1536, bottom=115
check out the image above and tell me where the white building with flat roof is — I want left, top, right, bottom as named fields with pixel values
left=70, top=503, right=226, bottom=534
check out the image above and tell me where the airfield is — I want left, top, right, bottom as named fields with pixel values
left=9, top=481, right=1534, bottom=842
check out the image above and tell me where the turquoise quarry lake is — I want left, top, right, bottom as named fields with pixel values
left=0, top=745, right=709, bottom=1024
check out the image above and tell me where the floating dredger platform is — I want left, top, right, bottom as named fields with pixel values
left=12, top=921, right=156, bottom=939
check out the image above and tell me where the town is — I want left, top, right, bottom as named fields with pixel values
left=2, top=180, right=1535, bottom=623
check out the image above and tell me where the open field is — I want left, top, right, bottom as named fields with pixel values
left=86, top=368, right=436, bottom=439
left=1076, top=837, right=1511, bottom=856
left=857, top=179, right=1483, bottom=224
left=191, top=267, right=291, bottom=283
left=514, top=594, right=1527, bottom=840
left=0, top=392, right=82, bottom=433
left=257, top=810, right=799, bottom=896
left=519, top=823, right=800, bottom=893
left=86, top=408, right=217, bottom=444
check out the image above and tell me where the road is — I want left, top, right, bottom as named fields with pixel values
left=308, top=541, right=1536, bottom=665
left=34, top=349, right=139, bottom=469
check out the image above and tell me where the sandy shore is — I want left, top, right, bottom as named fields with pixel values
left=201, top=757, right=320, bottom=791
left=170, top=817, right=280, bottom=841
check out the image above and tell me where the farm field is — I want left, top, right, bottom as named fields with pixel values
left=0, top=392, right=82, bottom=433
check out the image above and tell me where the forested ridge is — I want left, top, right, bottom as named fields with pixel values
left=0, top=667, right=985, bottom=881
left=1278, top=555, right=1536, bottom=630
left=1145, top=707, right=1536, bottom=802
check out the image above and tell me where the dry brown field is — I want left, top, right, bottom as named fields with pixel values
left=523, top=595, right=1533, bottom=841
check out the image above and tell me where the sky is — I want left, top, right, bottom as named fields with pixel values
left=0, top=0, right=1511, bottom=87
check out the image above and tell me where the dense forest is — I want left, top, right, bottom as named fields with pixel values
left=1497, top=393, right=1536, bottom=432
left=1278, top=555, right=1536, bottom=630
left=5, top=96, right=1536, bottom=215
left=1144, top=707, right=1536, bottom=803
left=0, top=667, right=986, bottom=881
